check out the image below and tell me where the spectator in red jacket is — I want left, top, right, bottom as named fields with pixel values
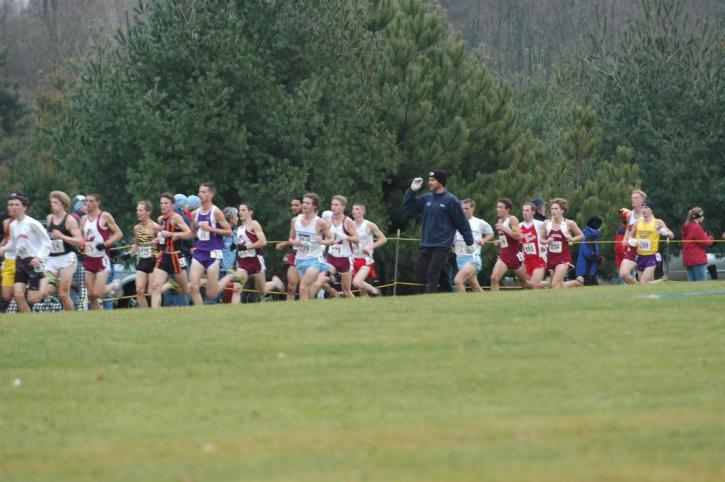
left=681, top=207, right=714, bottom=282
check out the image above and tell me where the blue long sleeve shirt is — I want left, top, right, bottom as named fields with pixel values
left=403, top=189, right=474, bottom=248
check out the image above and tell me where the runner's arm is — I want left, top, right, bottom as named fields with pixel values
left=567, top=220, right=584, bottom=243
left=317, top=219, right=335, bottom=246
left=172, top=214, right=194, bottom=240
left=288, top=218, right=299, bottom=246
left=31, top=218, right=53, bottom=262
left=63, top=215, right=84, bottom=247
left=102, top=213, right=124, bottom=247
left=506, top=216, right=523, bottom=241
left=249, top=221, right=267, bottom=250
left=342, top=218, right=359, bottom=244
left=369, top=222, right=387, bottom=250
left=213, top=208, right=233, bottom=237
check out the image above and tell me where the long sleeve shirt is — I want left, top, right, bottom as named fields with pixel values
left=403, top=189, right=473, bottom=248
left=5, top=215, right=52, bottom=262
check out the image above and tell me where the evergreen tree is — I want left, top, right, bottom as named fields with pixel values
left=0, top=46, right=25, bottom=198
left=578, top=0, right=725, bottom=233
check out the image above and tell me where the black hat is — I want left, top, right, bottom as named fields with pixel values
left=586, top=216, right=603, bottom=230
left=641, top=200, right=654, bottom=209
left=429, top=169, right=447, bottom=185
left=531, top=197, right=545, bottom=209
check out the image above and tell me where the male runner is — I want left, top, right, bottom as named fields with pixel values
left=629, top=200, right=673, bottom=284
left=321, top=195, right=359, bottom=298
left=288, top=193, right=334, bottom=300
left=351, top=203, right=387, bottom=296
left=1, top=198, right=17, bottom=308
left=150, top=193, right=193, bottom=308
left=453, top=199, right=494, bottom=293
left=542, top=198, right=584, bottom=288
left=520, top=201, right=548, bottom=289
left=81, top=194, right=123, bottom=310
left=490, top=198, right=529, bottom=291
left=619, top=190, right=646, bottom=284
left=127, top=201, right=159, bottom=308
left=188, top=183, right=232, bottom=305
left=218, top=203, right=268, bottom=303
left=42, top=191, right=83, bottom=311
left=275, top=197, right=303, bottom=301
left=0, top=194, right=52, bottom=312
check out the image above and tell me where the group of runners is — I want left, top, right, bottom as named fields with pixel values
left=0, top=185, right=388, bottom=312
left=404, top=170, right=679, bottom=294
left=0, top=172, right=704, bottom=312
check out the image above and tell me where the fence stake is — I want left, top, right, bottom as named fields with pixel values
left=665, top=238, right=670, bottom=280
left=393, top=228, right=401, bottom=296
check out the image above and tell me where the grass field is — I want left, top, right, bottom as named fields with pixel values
left=2, top=282, right=725, bottom=481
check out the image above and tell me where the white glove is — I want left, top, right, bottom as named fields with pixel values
left=627, top=238, right=638, bottom=247
left=465, top=244, right=476, bottom=255
left=410, top=177, right=423, bottom=192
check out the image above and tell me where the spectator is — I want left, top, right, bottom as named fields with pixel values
left=681, top=207, right=714, bottom=282
left=576, top=216, right=604, bottom=285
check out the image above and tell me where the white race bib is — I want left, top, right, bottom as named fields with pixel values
left=238, top=248, right=256, bottom=258
left=198, top=229, right=210, bottom=241
left=499, top=236, right=508, bottom=248
left=85, top=244, right=102, bottom=257
left=549, top=241, right=562, bottom=253
left=298, top=242, right=311, bottom=256
left=523, top=243, right=536, bottom=255
left=50, top=239, right=64, bottom=254
left=328, top=244, right=343, bottom=257
left=18, top=246, right=29, bottom=258
left=454, top=243, right=467, bottom=256
left=139, top=245, right=153, bottom=259
left=210, top=249, right=223, bottom=259
left=638, top=239, right=651, bottom=251
left=178, top=257, right=187, bottom=268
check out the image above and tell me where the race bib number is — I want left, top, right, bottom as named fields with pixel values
left=50, top=239, right=64, bottom=254
left=523, top=243, right=537, bottom=255
left=655, top=253, right=662, bottom=262
left=139, top=245, right=153, bottom=259
left=85, top=244, right=101, bottom=257
left=210, top=249, right=223, bottom=259
left=328, top=244, right=343, bottom=257
left=282, top=253, right=290, bottom=264
left=499, top=236, right=508, bottom=249
left=638, top=239, right=651, bottom=251
left=197, top=229, right=210, bottom=241
left=454, top=243, right=467, bottom=256
left=238, top=248, right=256, bottom=258
left=549, top=241, right=562, bottom=253
left=157, top=233, right=165, bottom=245
left=18, top=246, right=29, bottom=258
left=517, top=252, right=524, bottom=262
left=178, top=257, right=187, bottom=268
left=298, top=241, right=311, bottom=256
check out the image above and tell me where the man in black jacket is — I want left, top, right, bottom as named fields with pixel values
left=403, top=169, right=474, bottom=293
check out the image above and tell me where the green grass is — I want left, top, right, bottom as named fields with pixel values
left=2, top=282, right=725, bottom=481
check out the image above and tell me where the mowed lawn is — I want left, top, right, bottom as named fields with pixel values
left=2, top=282, right=725, bottom=482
